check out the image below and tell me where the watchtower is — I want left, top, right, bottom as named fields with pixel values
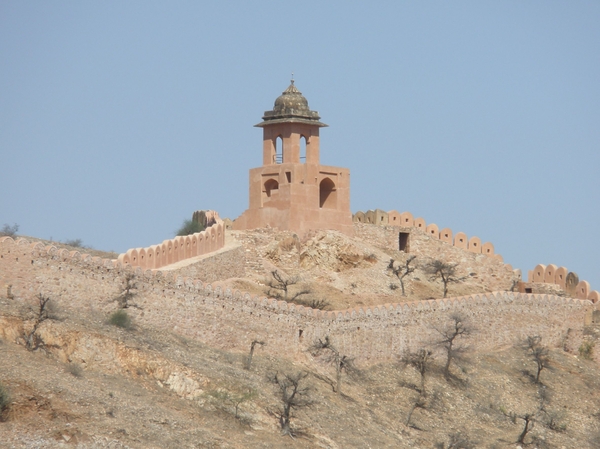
left=233, top=81, right=353, bottom=235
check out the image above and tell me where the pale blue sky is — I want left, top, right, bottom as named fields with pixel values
left=1, top=2, right=598, bottom=290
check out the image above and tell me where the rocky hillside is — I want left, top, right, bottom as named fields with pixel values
left=1, top=226, right=599, bottom=448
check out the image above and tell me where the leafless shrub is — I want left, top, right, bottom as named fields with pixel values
left=387, top=255, right=417, bottom=296
left=524, top=336, right=550, bottom=383
left=405, top=391, right=427, bottom=428
left=400, top=348, right=433, bottom=394
left=265, top=270, right=310, bottom=302
left=310, top=336, right=359, bottom=395
left=25, top=293, right=52, bottom=350
left=0, top=223, right=19, bottom=238
left=434, top=313, right=474, bottom=379
left=267, top=371, right=313, bottom=437
left=294, top=297, right=330, bottom=310
left=245, top=340, right=265, bottom=370
left=500, top=385, right=549, bottom=444
left=64, top=238, right=85, bottom=248
left=424, top=260, right=466, bottom=298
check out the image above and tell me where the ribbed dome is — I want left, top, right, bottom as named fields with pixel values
left=256, top=81, right=326, bottom=127
left=272, top=82, right=311, bottom=116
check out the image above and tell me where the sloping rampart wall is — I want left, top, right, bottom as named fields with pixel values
left=0, top=237, right=591, bottom=364
left=116, top=220, right=225, bottom=270
left=354, top=210, right=501, bottom=260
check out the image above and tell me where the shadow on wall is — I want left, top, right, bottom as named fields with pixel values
left=117, top=218, right=226, bottom=270
left=527, top=264, right=599, bottom=303
left=353, top=210, right=501, bottom=261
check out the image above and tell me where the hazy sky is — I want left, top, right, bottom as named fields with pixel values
left=1, top=2, right=598, bottom=291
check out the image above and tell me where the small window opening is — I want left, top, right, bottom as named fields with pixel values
left=298, top=329, right=303, bottom=339
left=300, top=135, right=307, bottom=162
left=286, top=171, right=292, bottom=183
left=399, top=232, right=410, bottom=252
left=275, top=136, right=283, bottom=164
left=525, top=288, right=533, bottom=294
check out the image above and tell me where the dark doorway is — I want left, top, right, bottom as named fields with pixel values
left=399, top=232, right=410, bottom=252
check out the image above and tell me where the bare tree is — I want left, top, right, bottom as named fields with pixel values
left=265, top=270, right=310, bottom=302
left=310, top=336, right=358, bottom=395
left=405, top=391, right=427, bottom=428
left=424, top=260, right=466, bottom=298
left=434, top=314, right=473, bottom=379
left=25, top=294, right=51, bottom=350
left=245, top=339, right=265, bottom=370
left=268, top=371, right=312, bottom=437
left=387, top=255, right=417, bottom=296
left=525, top=336, right=550, bottom=384
left=401, top=348, right=434, bottom=428
left=400, top=348, right=433, bottom=394
left=501, top=385, right=549, bottom=444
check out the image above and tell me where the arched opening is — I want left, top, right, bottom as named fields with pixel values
left=264, top=179, right=279, bottom=200
left=319, top=178, right=337, bottom=209
left=300, top=135, right=307, bottom=162
left=275, top=136, right=283, bottom=164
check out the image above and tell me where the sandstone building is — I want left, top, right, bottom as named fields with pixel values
left=233, top=81, right=353, bottom=236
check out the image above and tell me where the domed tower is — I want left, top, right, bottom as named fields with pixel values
left=233, top=81, right=353, bottom=236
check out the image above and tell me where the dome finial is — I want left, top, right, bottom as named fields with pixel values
left=291, top=72, right=294, bottom=85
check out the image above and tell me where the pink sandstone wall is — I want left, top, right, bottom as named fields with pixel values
left=0, top=237, right=591, bottom=365
left=354, top=210, right=501, bottom=261
left=116, top=220, right=225, bottom=270
left=526, top=263, right=599, bottom=303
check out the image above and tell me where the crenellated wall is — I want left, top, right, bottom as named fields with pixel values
left=354, top=209, right=502, bottom=260
left=116, top=220, right=225, bottom=270
left=527, top=264, right=599, bottom=303
left=0, top=237, right=592, bottom=365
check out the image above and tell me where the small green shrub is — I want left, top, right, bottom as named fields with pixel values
left=0, top=383, right=10, bottom=421
left=109, top=310, right=132, bottom=329
left=579, top=341, right=595, bottom=360
left=176, top=219, right=204, bottom=236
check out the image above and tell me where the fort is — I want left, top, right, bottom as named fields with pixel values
left=1, top=82, right=598, bottom=366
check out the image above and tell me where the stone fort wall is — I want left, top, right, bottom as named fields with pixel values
left=354, top=209, right=502, bottom=260
left=526, top=263, right=599, bottom=303
left=116, top=220, right=225, bottom=270
left=0, top=237, right=591, bottom=365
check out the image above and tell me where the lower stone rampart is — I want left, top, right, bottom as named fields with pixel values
left=0, top=237, right=592, bottom=365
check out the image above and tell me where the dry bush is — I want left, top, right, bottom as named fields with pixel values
left=579, top=341, right=595, bottom=360
left=66, top=363, right=84, bottom=378
left=0, top=223, right=19, bottom=238
left=0, top=383, right=10, bottom=422
left=205, top=388, right=256, bottom=420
